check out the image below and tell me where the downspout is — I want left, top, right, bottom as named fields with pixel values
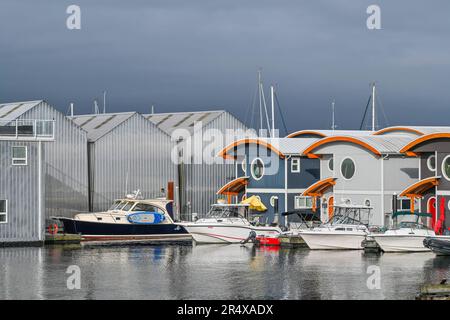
left=381, top=154, right=388, bottom=226
left=284, top=155, right=291, bottom=226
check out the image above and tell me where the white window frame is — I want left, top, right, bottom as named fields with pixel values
left=0, top=200, right=7, bottom=224
left=340, top=157, right=356, bottom=180
left=427, top=154, right=436, bottom=172
left=294, top=196, right=313, bottom=209
left=291, top=158, right=300, bottom=173
left=12, top=146, right=28, bottom=166
left=442, top=155, right=450, bottom=181
left=241, top=158, right=247, bottom=174
left=397, top=197, right=414, bottom=211
left=250, top=158, right=265, bottom=181
left=328, top=157, right=334, bottom=172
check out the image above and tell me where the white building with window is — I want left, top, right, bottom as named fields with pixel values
left=301, top=134, right=419, bottom=226
left=0, top=120, right=54, bottom=245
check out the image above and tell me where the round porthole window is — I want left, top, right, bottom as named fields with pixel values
left=341, top=158, right=356, bottom=180
left=251, top=158, right=265, bottom=180
left=427, top=155, right=436, bottom=172
left=328, top=158, right=334, bottom=171
left=241, top=158, right=247, bottom=174
left=364, top=199, right=371, bottom=207
left=442, top=155, right=450, bottom=181
left=344, top=198, right=352, bottom=205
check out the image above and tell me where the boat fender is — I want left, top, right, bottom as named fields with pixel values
left=48, top=223, right=58, bottom=235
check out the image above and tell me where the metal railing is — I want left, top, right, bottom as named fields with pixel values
left=0, top=119, right=55, bottom=140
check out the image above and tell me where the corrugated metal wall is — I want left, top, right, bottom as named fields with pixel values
left=182, top=112, right=248, bottom=217
left=90, top=114, right=177, bottom=211
left=0, top=141, right=43, bottom=242
left=19, top=102, right=89, bottom=219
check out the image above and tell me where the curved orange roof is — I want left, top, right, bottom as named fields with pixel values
left=218, top=138, right=285, bottom=159
left=286, top=130, right=327, bottom=138
left=217, top=176, right=248, bottom=195
left=302, top=136, right=382, bottom=157
left=302, top=177, right=336, bottom=197
left=400, top=133, right=450, bottom=153
left=373, top=127, right=424, bottom=136
left=399, top=176, right=439, bottom=197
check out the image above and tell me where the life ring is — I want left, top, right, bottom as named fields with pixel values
left=48, top=223, right=58, bottom=235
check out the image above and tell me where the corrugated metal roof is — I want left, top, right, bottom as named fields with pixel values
left=286, top=129, right=372, bottom=138
left=305, top=134, right=416, bottom=154
left=69, top=112, right=136, bottom=141
left=144, top=110, right=225, bottom=135
left=260, top=137, right=321, bottom=155
left=0, top=100, right=43, bottom=119
left=374, top=126, right=450, bottom=136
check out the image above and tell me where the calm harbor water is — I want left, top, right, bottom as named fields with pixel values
left=0, top=244, right=449, bottom=300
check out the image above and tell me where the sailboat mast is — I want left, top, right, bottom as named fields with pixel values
left=331, top=100, right=335, bottom=131
left=271, top=85, right=275, bottom=137
left=258, top=70, right=263, bottom=132
left=372, top=83, right=376, bottom=131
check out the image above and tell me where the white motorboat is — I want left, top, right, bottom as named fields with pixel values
left=371, top=212, right=435, bottom=252
left=298, top=205, right=372, bottom=250
left=181, top=203, right=282, bottom=244
left=372, top=223, right=435, bottom=253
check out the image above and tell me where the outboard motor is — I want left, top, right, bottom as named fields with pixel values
left=241, top=230, right=257, bottom=245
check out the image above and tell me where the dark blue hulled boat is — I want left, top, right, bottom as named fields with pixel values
left=55, top=195, right=191, bottom=243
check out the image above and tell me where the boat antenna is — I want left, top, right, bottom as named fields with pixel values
left=274, top=90, right=289, bottom=136
left=257, top=69, right=271, bottom=135
left=94, top=99, right=100, bottom=114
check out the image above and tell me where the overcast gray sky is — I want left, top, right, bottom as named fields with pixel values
left=1, top=0, right=450, bottom=132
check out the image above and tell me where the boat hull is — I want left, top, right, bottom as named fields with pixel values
left=182, top=224, right=281, bottom=244
left=299, top=232, right=366, bottom=250
left=58, top=218, right=191, bottom=242
left=423, top=236, right=450, bottom=255
left=372, top=235, right=430, bottom=252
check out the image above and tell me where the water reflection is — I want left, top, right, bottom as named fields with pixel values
left=0, top=244, right=449, bottom=300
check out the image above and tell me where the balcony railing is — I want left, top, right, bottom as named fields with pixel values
left=0, top=120, right=55, bottom=140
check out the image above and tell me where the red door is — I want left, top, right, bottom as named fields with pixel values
left=427, top=197, right=436, bottom=229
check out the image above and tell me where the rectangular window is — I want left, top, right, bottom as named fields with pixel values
left=12, top=146, right=27, bottom=165
left=0, top=200, right=7, bottom=223
left=294, top=196, right=313, bottom=209
left=291, top=158, right=300, bottom=173
left=397, top=198, right=415, bottom=211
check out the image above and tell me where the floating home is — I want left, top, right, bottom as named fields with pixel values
left=217, top=137, right=323, bottom=227
left=145, top=110, right=248, bottom=218
left=301, top=134, right=420, bottom=226
left=0, top=100, right=88, bottom=220
left=0, top=119, right=54, bottom=245
left=398, top=132, right=450, bottom=233
left=69, top=112, right=177, bottom=214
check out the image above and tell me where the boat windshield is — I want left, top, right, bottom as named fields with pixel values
left=398, top=221, right=431, bottom=230
left=120, top=201, right=135, bottom=212
left=131, top=202, right=164, bottom=214
left=109, top=200, right=123, bottom=210
left=207, top=206, right=247, bottom=219
left=328, top=206, right=372, bottom=226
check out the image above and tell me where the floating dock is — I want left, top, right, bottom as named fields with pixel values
left=417, top=282, right=450, bottom=300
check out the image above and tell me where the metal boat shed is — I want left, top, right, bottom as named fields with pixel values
left=0, top=100, right=89, bottom=220
left=145, top=110, right=248, bottom=218
left=70, top=112, right=177, bottom=213
left=0, top=119, right=55, bottom=245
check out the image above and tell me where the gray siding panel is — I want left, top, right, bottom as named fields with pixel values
left=182, top=112, right=248, bottom=215
left=19, top=101, right=89, bottom=219
left=0, top=141, right=43, bottom=242
left=91, top=114, right=177, bottom=211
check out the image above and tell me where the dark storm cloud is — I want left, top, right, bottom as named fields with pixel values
left=1, top=0, right=450, bottom=131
